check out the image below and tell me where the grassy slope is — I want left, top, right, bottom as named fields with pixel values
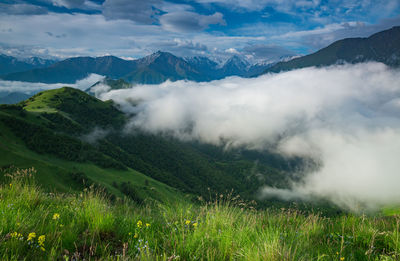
left=1, top=174, right=400, bottom=260
left=0, top=116, right=183, bottom=204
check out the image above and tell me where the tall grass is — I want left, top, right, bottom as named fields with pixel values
left=1, top=168, right=399, bottom=260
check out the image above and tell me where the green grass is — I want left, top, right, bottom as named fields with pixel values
left=1, top=169, right=400, bottom=260
left=0, top=117, right=183, bottom=204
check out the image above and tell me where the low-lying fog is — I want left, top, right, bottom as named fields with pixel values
left=98, top=63, right=400, bottom=211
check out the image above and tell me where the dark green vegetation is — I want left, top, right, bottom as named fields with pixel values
left=1, top=171, right=400, bottom=260
left=0, top=87, right=298, bottom=205
left=264, top=26, right=400, bottom=74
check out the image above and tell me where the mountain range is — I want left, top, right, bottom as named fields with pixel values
left=0, top=51, right=276, bottom=84
left=1, top=26, right=400, bottom=106
left=0, top=54, right=56, bottom=75
left=264, top=26, right=400, bottom=74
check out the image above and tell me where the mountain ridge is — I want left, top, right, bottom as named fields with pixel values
left=263, top=26, right=400, bottom=74
left=1, top=51, right=280, bottom=84
left=0, top=54, right=56, bottom=75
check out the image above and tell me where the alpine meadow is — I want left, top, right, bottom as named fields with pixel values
left=1, top=1, right=400, bottom=260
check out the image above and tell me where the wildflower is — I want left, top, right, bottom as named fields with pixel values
left=192, top=222, right=198, bottom=228
left=134, top=233, right=138, bottom=238
left=38, top=235, right=45, bottom=246
left=128, top=232, right=132, bottom=236
left=340, top=257, right=345, bottom=261
left=27, top=232, right=36, bottom=241
left=137, top=220, right=143, bottom=228
left=146, top=223, right=150, bottom=228
left=40, top=247, right=45, bottom=251
left=9, top=183, right=12, bottom=188
left=10, top=232, right=18, bottom=238
left=52, top=213, right=60, bottom=220
left=185, top=220, right=191, bottom=225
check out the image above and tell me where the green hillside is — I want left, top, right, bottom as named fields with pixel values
left=0, top=87, right=295, bottom=205
left=0, top=110, right=182, bottom=204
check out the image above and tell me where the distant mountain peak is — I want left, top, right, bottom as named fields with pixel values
left=224, top=55, right=250, bottom=67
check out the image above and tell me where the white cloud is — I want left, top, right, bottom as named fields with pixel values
left=225, top=48, right=239, bottom=54
left=0, top=3, right=48, bottom=15
left=98, top=63, right=400, bottom=211
left=0, top=73, right=104, bottom=94
left=102, top=0, right=160, bottom=24
left=51, top=0, right=85, bottom=9
left=0, top=12, right=250, bottom=60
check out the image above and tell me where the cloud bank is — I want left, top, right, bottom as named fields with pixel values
left=98, top=63, right=400, bottom=211
left=0, top=73, right=104, bottom=94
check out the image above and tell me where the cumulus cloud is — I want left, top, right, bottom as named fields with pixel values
left=0, top=3, right=48, bottom=15
left=102, top=0, right=160, bottom=24
left=160, top=11, right=226, bottom=32
left=51, top=0, right=85, bottom=9
left=98, top=63, right=400, bottom=211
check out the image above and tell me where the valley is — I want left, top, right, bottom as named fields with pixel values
left=1, top=2, right=400, bottom=259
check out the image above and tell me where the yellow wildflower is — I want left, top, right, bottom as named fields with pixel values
left=40, top=247, right=46, bottom=252
left=185, top=220, right=191, bottom=225
left=134, top=233, right=138, bottom=238
left=10, top=232, right=18, bottom=238
left=128, top=232, right=132, bottom=236
left=38, top=235, right=45, bottom=246
left=340, top=257, right=345, bottom=261
left=146, top=223, right=150, bottom=228
left=52, top=213, right=60, bottom=220
left=137, top=220, right=142, bottom=228
left=192, top=222, right=198, bottom=228
left=9, top=183, right=12, bottom=188
left=27, top=232, right=36, bottom=241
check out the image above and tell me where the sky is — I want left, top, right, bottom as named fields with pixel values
left=0, top=0, right=400, bottom=62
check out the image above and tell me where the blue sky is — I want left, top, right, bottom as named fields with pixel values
left=0, top=0, right=399, bottom=63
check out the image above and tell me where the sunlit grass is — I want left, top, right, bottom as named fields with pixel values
left=1, top=168, right=400, bottom=260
